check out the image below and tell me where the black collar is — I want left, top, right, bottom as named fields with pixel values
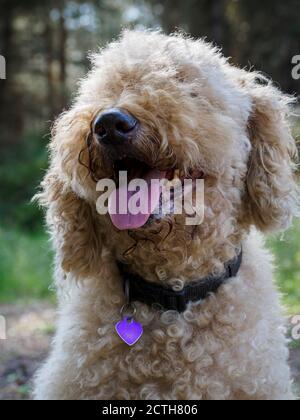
left=118, top=251, right=243, bottom=313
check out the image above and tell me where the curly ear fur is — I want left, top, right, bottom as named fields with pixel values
left=245, top=80, right=299, bottom=232
left=36, top=108, right=103, bottom=280
left=37, top=172, right=103, bottom=280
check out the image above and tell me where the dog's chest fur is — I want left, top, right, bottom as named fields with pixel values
left=62, top=233, right=291, bottom=400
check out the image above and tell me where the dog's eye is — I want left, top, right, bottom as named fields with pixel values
left=190, top=92, right=198, bottom=98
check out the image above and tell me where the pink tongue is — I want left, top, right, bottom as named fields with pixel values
left=108, top=169, right=166, bottom=230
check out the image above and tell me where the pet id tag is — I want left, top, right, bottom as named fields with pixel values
left=115, top=315, right=143, bottom=346
left=115, top=281, right=143, bottom=346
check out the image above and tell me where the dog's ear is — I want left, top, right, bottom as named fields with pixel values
left=244, top=80, right=299, bottom=232
left=36, top=108, right=103, bottom=280
left=37, top=174, right=102, bottom=278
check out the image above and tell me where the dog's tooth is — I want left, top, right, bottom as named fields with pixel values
left=174, top=169, right=180, bottom=179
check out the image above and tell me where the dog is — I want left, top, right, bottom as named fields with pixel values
left=33, top=30, right=299, bottom=400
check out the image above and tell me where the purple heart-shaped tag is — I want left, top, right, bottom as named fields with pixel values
left=115, top=317, right=143, bottom=346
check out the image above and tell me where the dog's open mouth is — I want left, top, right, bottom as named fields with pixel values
left=108, top=157, right=204, bottom=231
left=112, top=157, right=162, bottom=185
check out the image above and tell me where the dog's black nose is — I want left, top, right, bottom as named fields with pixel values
left=93, top=108, right=138, bottom=144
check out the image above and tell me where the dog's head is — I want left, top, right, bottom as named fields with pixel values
left=40, top=31, right=298, bottom=281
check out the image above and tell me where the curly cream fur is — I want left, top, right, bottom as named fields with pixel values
left=33, top=30, right=298, bottom=400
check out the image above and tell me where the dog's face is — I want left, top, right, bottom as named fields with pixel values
left=46, top=31, right=298, bottom=281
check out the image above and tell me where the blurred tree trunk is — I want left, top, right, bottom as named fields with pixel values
left=188, top=0, right=228, bottom=51
left=0, top=5, right=13, bottom=112
left=210, top=0, right=225, bottom=45
left=149, top=0, right=230, bottom=54
left=165, top=0, right=181, bottom=33
left=0, top=3, right=24, bottom=149
left=235, top=0, right=300, bottom=93
left=44, top=13, right=55, bottom=118
left=58, top=5, right=67, bottom=111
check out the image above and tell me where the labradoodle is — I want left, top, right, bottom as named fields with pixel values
left=33, top=31, right=299, bottom=400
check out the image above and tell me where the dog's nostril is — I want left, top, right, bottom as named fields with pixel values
left=115, top=120, right=136, bottom=134
left=95, top=124, right=107, bottom=137
left=93, top=108, right=138, bottom=142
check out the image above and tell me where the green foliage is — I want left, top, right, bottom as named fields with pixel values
left=0, top=227, right=53, bottom=302
left=268, top=220, right=300, bottom=314
left=0, top=131, right=49, bottom=231
left=293, top=114, right=300, bottom=139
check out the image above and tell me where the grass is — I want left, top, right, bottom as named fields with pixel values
left=0, top=228, right=54, bottom=303
left=268, top=221, right=300, bottom=315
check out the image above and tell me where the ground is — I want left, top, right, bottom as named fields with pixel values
left=0, top=302, right=55, bottom=400
left=0, top=303, right=299, bottom=400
